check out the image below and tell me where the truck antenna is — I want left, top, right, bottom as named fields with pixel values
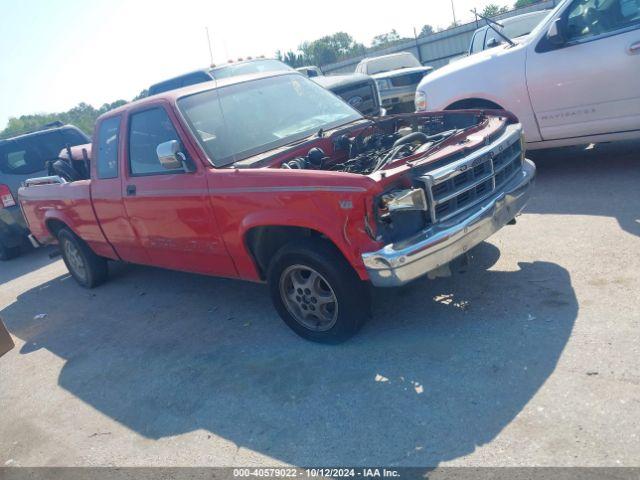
left=205, top=27, right=214, bottom=67
left=451, top=0, right=458, bottom=26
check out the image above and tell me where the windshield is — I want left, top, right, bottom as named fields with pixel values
left=0, top=128, right=88, bottom=175
left=210, top=60, right=293, bottom=80
left=178, top=74, right=362, bottom=167
left=525, top=5, right=563, bottom=40
left=503, top=12, right=549, bottom=38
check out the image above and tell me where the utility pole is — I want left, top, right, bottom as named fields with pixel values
left=205, top=27, right=214, bottom=67
left=413, top=27, right=423, bottom=64
left=450, top=0, right=458, bottom=26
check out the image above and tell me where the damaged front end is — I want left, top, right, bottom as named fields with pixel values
left=361, top=115, right=536, bottom=287
left=237, top=109, right=535, bottom=287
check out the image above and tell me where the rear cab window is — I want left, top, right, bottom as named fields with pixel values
left=96, top=116, right=121, bottom=179
left=0, top=128, right=88, bottom=176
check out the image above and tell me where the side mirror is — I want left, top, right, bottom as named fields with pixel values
left=156, top=140, right=194, bottom=172
left=486, top=37, right=501, bottom=48
left=546, top=18, right=566, bottom=46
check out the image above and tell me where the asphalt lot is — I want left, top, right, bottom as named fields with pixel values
left=1, top=141, right=639, bottom=467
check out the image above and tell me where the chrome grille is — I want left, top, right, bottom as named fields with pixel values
left=419, top=124, right=523, bottom=224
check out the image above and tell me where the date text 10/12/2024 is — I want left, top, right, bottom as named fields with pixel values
left=233, top=468, right=401, bottom=478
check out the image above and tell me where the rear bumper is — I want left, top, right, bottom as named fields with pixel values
left=362, top=159, right=536, bottom=287
left=0, top=206, right=29, bottom=248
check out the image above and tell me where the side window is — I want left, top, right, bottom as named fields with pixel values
left=566, top=0, right=640, bottom=41
left=471, top=29, right=486, bottom=53
left=484, top=29, right=502, bottom=49
left=128, top=108, right=186, bottom=176
left=96, top=116, right=120, bottom=179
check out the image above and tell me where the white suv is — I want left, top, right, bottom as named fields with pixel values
left=416, top=0, right=640, bottom=149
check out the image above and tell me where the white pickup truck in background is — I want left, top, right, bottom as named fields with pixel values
left=356, top=52, right=433, bottom=113
left=416, top=0, right=640, bottom=149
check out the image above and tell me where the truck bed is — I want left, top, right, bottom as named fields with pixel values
left=19, top=179, right=117, bottom=259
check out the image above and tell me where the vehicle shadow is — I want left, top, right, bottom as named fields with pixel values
left=0, top=246, right=58, bottom=287
left=2, top=242, right=577, bottom=466
left=526, top=140, right=640, bottom=237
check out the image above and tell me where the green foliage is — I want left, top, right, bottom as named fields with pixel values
left=132, top=89, right=148, bottom=101
left=280, top=32, right=366, bottom=68
left=371, top=29, right=405, bottom=49
left=278, top=48, right=307, bottom=68
left=481, top=3, right=510, bottom=16
left=514, top=0, right=540, bottom=8
left=1, top=99, right=127, bottom=140
left=298, top=32, right=366, bottom=66
left=419, top=24, right=435, bottom=37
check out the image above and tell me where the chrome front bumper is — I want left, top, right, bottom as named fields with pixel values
left=362, top=159, right=536, bottom=287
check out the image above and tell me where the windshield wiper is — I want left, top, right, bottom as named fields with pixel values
left=471, top=9, right=516, bottom=47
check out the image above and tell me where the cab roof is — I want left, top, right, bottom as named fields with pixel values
left=98, top=71, right=301, bottom=122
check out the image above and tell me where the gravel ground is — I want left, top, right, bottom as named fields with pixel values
left=0, top=141, right=638, bottom=467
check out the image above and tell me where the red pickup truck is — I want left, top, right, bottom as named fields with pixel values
left=19, top=72, right=535, bottom=343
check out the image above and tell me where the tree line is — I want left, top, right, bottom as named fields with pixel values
left=0, top=91, right=147, bottom=140
left=1, top=0, right=542, bottom=138
left=276, top=0, right=541, bottom=68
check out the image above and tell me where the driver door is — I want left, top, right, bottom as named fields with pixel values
left=121, top=104, right=236, bottom=277
left=526, top=0, right=640, bottom=140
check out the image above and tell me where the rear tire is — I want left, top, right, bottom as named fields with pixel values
left=0, top=241, right=20, bottom=261
left=267, top=238, right=370, bottom=343
left=57, top=228, right=108, bottom=288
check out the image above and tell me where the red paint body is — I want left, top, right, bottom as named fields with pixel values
left=18, top=81, right=513, bottom=284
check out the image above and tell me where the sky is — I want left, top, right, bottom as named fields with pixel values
left=0, top=0, right=503, bottom=129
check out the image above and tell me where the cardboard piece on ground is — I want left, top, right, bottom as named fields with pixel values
left=0, top=317, right=14, bottom=357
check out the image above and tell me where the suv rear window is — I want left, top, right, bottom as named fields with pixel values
left=0, top=128, right=88, bottom=175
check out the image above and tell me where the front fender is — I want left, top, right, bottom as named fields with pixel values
left=418, top=45, right=541, bottom=141
left=234, top=203, right=372, bottom=282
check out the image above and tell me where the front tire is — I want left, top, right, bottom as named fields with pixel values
left=267, top=238, right=370, bottom=343
left=57, top=228, right=108, bottom=288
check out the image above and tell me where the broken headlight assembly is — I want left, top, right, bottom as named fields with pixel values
left=380, top=188, right=428, bottom=213
left=376, top=188, right=429, bottom=243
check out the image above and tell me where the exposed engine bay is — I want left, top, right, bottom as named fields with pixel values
left=278, top=111, right=520, bottom=246
left=279, top=111, right=487, bottom=174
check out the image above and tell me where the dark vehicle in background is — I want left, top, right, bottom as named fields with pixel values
left=148, top=58, right=292, bottom=95
left=0, top=122, right=89, bottom=260
left=312, top=73, right=384, bottom=116
left=149, top=59, right=384, bottom=117
left=296, top=66, right=324, bottom=77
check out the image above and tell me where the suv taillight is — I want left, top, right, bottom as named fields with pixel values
left=0, top=184, right=16, bottom=208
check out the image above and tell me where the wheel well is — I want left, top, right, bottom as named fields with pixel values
left=45, top=219, right=69, bottom=239
left=446, top=98, right=504, bottom=111
left=245, top=226, right=336, bottom=279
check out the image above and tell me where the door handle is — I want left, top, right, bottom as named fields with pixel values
left=126, top=185, right=137, bottom=196
left=629, top=41, right=640, bottom=54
